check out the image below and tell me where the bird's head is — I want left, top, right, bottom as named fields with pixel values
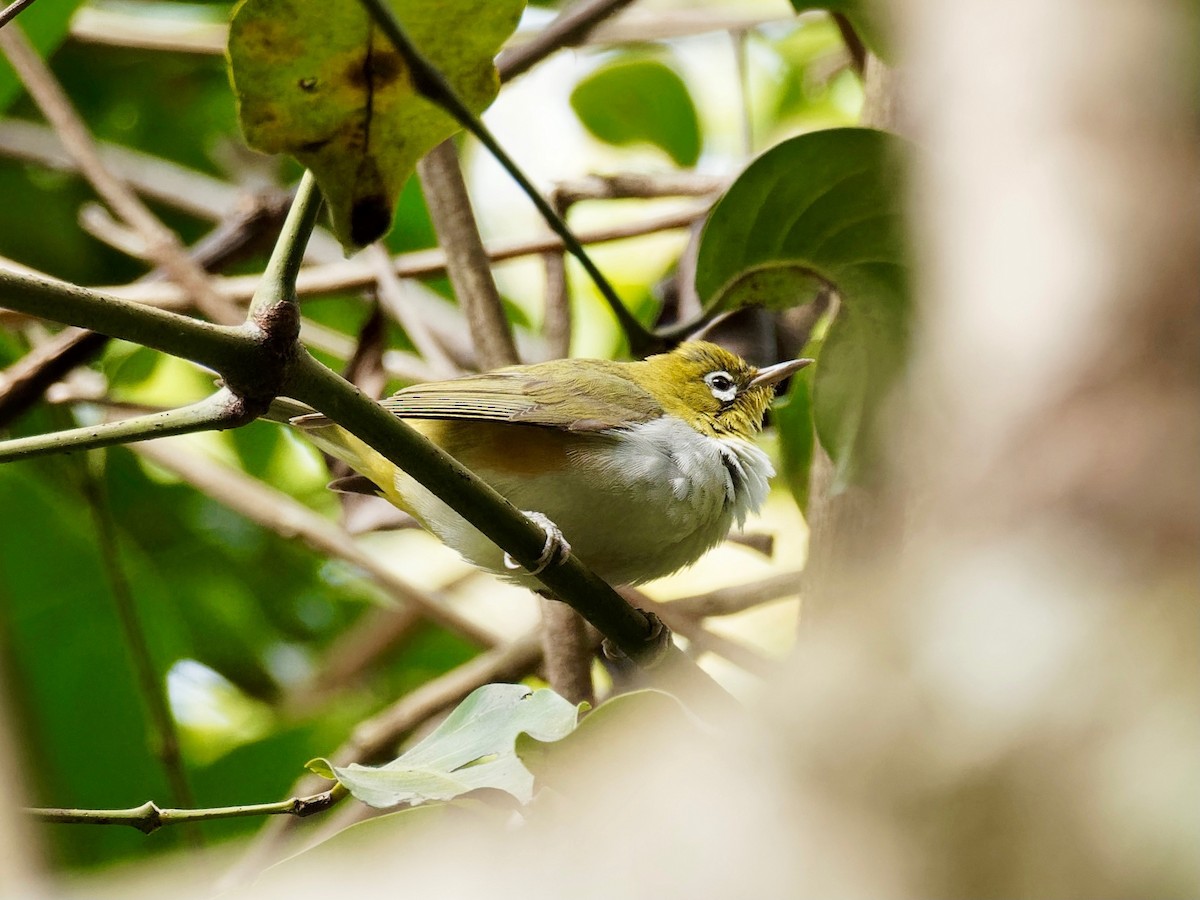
left=635, top=341, right=812, bottom=439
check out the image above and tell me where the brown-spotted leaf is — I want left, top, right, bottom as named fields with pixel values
left=227, top=0, right=524, bottom=250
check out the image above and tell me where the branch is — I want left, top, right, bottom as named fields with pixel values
left=0, top=389, right=253, bottom=462
left=356, top=0, right=659, bottom=357
left=417, top=140, right=518, bottom=369
left=496, top=0, right=637, bottom=83
left=25, top=787, right=345, bottom=835
left=831, top=13, right=867, bottom=78
left=0, top=24, right=237, bottom=323
left=667, top=570, right=803, bottom=619
left=0, top=0, right=38, bottom=31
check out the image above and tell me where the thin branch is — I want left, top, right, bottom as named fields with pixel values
left=731, top=29, right=755, bottom=157
left=80, top=455, right=200, bottom=847
left=496, top=0, right=637, bottom=82
left=667, top=570, right=803, bottom=619
left=831, top=13, right=867, bottom=78
left=25, top=787, right=345, bottom=836
left=539, top=596, right=596, bottom=706
left=0, top=389, right=253, bottom=462
left=357, top=0, right=659, bottom=357
left=552, top=172, right=725, bottom=205
left=132, top=440, right=499, bottom=648
left=367, top=244, right=459, bottom=378
left=417, top=140, right=518, bottom=369
left=246, top=172, right=322, bottom=325
left=540, top=248, right=570, bottom=360
left=98, top=204, right=712, bottom=310
left=0, top=24, right=237, bottom=323
left=0, top=0, right=38, bottom=31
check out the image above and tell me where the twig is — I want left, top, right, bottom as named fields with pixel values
left=25, top=787, right=345, bottom=835
left=132, top=440, right=498, bottom=648
left=79, top=454, right=200, bottom=848
left=667, top=570, right=802, bottom=619
left=99, top=204, right=712, bottom=310
left=417, top=140, right=518, bottom=369
left=731, top=29, right=755, bottom=157
left=0, top=0, right=38, bottom=31
left=246, top=171, right=322, bottom=324
left=357, top=0, right=659, bottom=357
left=496, top=0, right=637, bottom=82
left=0, top=389, right=254, bottom=462
left=552, top=172, right=725, bottom=205
left=539, top=596, right=596, bottom=706
left=541, top=248, right=570, bottom=360
left=831, top=13, right=867, bottom=77
left=367, top=244, right=459, bottom=377
left=0, top=24, right=237, bottom=323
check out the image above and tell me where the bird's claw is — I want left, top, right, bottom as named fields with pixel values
left=504, top=511, right=571, bottom=575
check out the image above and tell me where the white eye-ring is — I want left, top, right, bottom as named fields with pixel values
left=704, top=370, right=737, bottom=403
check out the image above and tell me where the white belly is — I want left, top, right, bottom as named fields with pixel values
left=399, top=417, right=774, bottom=588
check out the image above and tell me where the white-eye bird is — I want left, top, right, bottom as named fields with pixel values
left=284, top=341, right=809, bottom=588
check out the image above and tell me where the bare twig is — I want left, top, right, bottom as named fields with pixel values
left=539, top=596, right=596, bottom=706
left=132, top=440, right=499, bottom=649
left=540, top=249, right=570, bottom=360
left=26, top=786, right=345, bottom=835
left=99, top=204, right=712, bottom=310
left=79, top=455, right=200, bottom=847
left=552, top=172, right=725, bottom=205
left=496, top=0, right=637, bottom=82
left=0, top=389, right=255, bottom=462
left=0, top=0, right=39, bottom=31
left=0, top=24, right=237, bottom=323
left=731, top=29, right=755, bottom=157
left=367, top=244, right=459, bottom=378
left=665, top=571, right=803, bottom=619
left=831, top=13, right=867, bottom=77
left=417, top=140, right=518, bottom=369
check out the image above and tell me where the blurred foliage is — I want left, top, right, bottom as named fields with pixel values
left=0, top=0, right=889, bottom=874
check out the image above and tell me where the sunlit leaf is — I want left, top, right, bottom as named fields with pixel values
left=308, top=684, right=582, bottom=807
left=570, top=57, right=701, bottom=167
left=227, top=0, right=524, bottom=249
left=694, top=127, right=910, bottom=487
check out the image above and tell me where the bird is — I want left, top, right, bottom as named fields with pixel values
left=280, top=341, right=809, bottom=589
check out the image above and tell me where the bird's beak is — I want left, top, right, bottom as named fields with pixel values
left=747, top=357, right=813, bottom=391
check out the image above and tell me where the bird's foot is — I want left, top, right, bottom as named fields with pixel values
left=504, top=511, right=571, bottom=576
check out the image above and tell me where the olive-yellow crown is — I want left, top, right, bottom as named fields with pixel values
left=632, top=342, right=809, bottom=440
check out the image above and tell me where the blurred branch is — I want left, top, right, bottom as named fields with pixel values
left=667, top=570, right=802, bottom=619
left=539, top=596, right=596, bottom=706
left=96, top=205, right=711, bottom=309
left=25, top=786, right=346, bottom=835
left=79, top=455, right=200, bottom=847
left=552, top=172, right=725, bottom=206
left=417, top=140, right=518, bottom=369
left=132, top=440, right=499, bottom=648
left=831, top=13, right=866, bottom=77
left=0, top=24, right=237, bottom=323
left=367, top=244, right=459, bottom=378
left=496, top=0, right=637, bottom=82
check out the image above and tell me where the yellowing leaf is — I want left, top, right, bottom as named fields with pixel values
left=227, top=0, right=524, bottom=250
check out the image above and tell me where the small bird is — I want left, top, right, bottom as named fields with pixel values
left=285, top=341, right=809, bottom=588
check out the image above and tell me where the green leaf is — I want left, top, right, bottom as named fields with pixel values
left=227, top=0, right=524, bottom=250
left=570, top=57, right=701, bottom=167
left=312, top=684, right=582, bottom=808
left=694, top=127, right=910, bottom=487
left=0, top=0, right=87, bottom=113
left=789, top=1, right=892, bottom=61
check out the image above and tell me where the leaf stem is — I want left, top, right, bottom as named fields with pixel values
left=355, top=0, right=660, bottom=357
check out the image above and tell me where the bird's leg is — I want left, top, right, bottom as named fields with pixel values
left=504, top=511, right=571, bottom=575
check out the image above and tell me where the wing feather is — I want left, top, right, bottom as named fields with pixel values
left=379, top=361, right=662, bottom=432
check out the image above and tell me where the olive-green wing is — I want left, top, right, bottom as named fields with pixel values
left=379, top=359, right=662, bottom=432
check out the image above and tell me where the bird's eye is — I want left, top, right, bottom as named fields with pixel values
left=704, top=371, right=737, bottom=402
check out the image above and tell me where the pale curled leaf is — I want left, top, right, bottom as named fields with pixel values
left=309, top=684, right=582, bottom=808
left=227, top=0, right=524, bottom=249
